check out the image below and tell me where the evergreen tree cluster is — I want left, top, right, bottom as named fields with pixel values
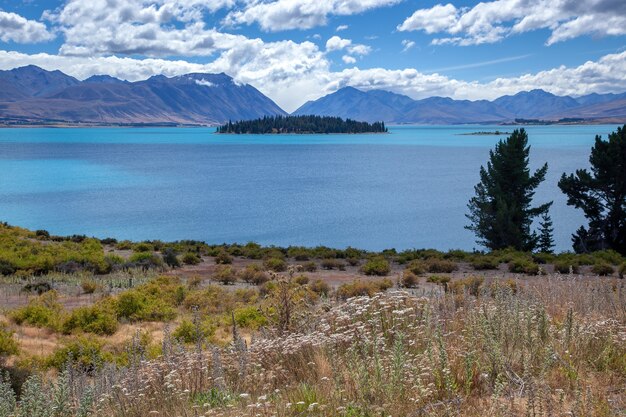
left=217, top=115, right=387, bottom=134
left=466, top=125, right=626, bottom=256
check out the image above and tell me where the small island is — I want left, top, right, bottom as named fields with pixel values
left=217, top=115, right=388, bottom=134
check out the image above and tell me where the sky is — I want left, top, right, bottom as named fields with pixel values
left=0, top=0, right=625, bottom=112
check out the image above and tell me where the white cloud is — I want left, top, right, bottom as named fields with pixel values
left=398, top=0, right=626, bottom=46
left=342, top=55, right=356, bottom=64
left=223, top=0, right=402, bottom=31
left=401, top=39, right=415, bottom=52
left=325, top=36, right=371, bottom=56
left=195, top=79, right=215, bottom=87
left=2, top=49, right=626, bottom=113
left=336, top=24, right=348, bottom=32
left=0, top=11, right=54, bottom=43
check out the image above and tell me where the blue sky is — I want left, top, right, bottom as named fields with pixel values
left=1, top=0, right=625, bottom=111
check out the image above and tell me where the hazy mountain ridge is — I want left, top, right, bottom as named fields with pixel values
left=0, top=66, right=286, bottom=125
left=294, top=87, right=626, bottom=124
left=1, top=66, right=625, bottom=125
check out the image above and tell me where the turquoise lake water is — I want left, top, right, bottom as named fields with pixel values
left=0, top=124, right=619, bottom=252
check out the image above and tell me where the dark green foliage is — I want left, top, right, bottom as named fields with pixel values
left=508, top=259, right=540, bottom=275
left=61, top=305, right=118, bottom=335
left=217, top=115, right=387, bottom=134
left=554, top=259, right=579, bottom=274
left=425, top=258, right=458, bottom=273
left=558, top=125, right=626, bottom=255
left=470, top=256, right=499, bottom=270
left=466, top=129, right=552, bottom=251
left=263, top=257, right=287, bottom=272
left=619, top=262, right=626, bottom=278
left=163, top=248, right=181, bottom=268
left=181, top=252, right=201, bottom=265
left=591, top=262, right=614, bottom=276
left=0, top=324, right=18, bottom=359
left=537, top=212, right=555, bottom=254
left=214, top=250, right=233, bottom=265
left=360, top=257, right=391, bottom=276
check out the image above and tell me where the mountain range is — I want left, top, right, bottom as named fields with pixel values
left=0, top=65, right=285, bottom=125
left=294, top=86, right=626, bottom=124
left=1, top=66, right=625, bottom=125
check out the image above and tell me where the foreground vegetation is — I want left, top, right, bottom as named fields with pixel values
left=217, top=115, right=388, bottom=134
left=0, top=223, right=624, bottom=416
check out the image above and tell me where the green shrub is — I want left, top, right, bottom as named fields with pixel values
left=591, top=262, right=614, bottom=276
left=427, top=275, right=451, bottom=291
left=346, top=258, right=360, bottom=266
left=46, top=337, right=112, bottom=371
left=293, top=275, right=309, bottom=285
left=619, top=262, right=626, bottom=279
left=173, top=319, right=215, bottom=345
left=182, top=252, right=201, bottom=265
left=264, top=257, right=287, bottom=272
left=233, top=306, right=267, bottom=330
left=554, top=259, right=579, bottom=274
left=336, top=279, right=393, bottom=299
left=406, top=260, right=425, bottom=275
left=425, top=258, right=458, bottom=273
left=61, top=305, right=118, bottom=335
left=309, top=279, right=330, bottom=296
left=213, top=265, right=236, bottom=285
left=508, top=259, right=540, bottom=275
left=299, top=261, right=317, bottom=272
left=0, top=259, right=16, bottom=276
left=239, top=264, right=269, bottom=285
left=288, top=247, right=310, bottom=261
left=128, top=252, right=163, bottom=270
left=214, top=250, right=233, bottom=265
left=590, top=250, right=624, bottom=265
left=133, top=242, right=153, bottom=252
left=400, top=270, right=419, bottom=288
left=470, top=256, right=499, bottom=270
left=163, top=248, right=181, bottom=268
left=113, top=277, right=183, bottom=321
left=360, top=257, right=391, bottom=276
left=81, top=279, right=99, bottom=294
left=115, top=240, right=133, bottom=250
left=10, top=292, right=62, bottom=329
left=321, top=258, right=345, bottom=270
left=0, top=323, right=18, bottom=359
left=449, top=276, right=484, bottom=296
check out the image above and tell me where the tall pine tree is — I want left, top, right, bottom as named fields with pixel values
left=537, top=212, right=555, bottom=253
left=558, top=125, right=626, bottom=254
left=466, top=129, right=553, bottom=251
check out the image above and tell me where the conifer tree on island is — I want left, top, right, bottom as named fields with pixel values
left=558, top=125, right=626, bottom=255
left=466, top=129, right=553, bottom=251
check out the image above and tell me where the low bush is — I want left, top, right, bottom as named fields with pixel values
left=449, top=276, right=484, bottom=296
left=299, top=261, right=317, bottom=272
left=182, top=252, right=201, bottom=265
left=61, top=305, right=118, bottom=335
left=214, top=250, right=233, bottom=265
left=128, top=252, right=163, bottom=270
left=263, top=257, right=287, bottom=272
left=489, top=278, right=518, bottom=296
left=470, top=256, right=499, bottom=270
left=336, top=279, right=392, bottom=299
left=213, top=265, right=237, bottom=285
left=10, top=291, right=62, bottom=330
left=619, top=262, right=626, bottom=279
left=0, top=259, right=16, bottom=276
left=591, top=262, right=614, bottom=276
left=321, top=258, right=345, bottom=270
left=360, top=257, right=391, bottom=276
left=21, top=281, right=52, bottom=295
left=0, top=323, right=18, bottom=359
left=288, top=247, right=310, bottom=261
left=508, top=259, right=540, bottom=275
left=163, top=248, right=181, bottom=268
left=173, top=319, right=215, bottom=345
left=115, top=240, right=133, bottom=250
left=233, top=306, right=267, bottom=330
left=406, top=260, right=425, bottom=275
left=46, top=337, right=112, bottom=371
left=133, top=242, right=153, bottom=253
left=239, top=264, right=269, bottom=285
left=590, top=250, right=624, bottom=265
left=346, top=258, right=360, bottom=266
left=81, top=279, right=99, bottom=294
left=114, top=277, right=183, bottom=321
left=293, top=275, right=309, bottom=285
left=309, top=279, right=330, bottom=296
left=400, top=270, right=419, bottom=288
left=425, top=258, right=458, bottom=273
left=554, top=259, right=579, bottom=274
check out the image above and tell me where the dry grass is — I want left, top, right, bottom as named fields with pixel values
left=1, top=274, right=623, bottom=417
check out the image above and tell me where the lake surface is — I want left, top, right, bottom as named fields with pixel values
left=0, top=125, right=619, bottom=252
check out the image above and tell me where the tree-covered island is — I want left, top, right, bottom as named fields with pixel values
left=217, top=115, right=388, bottom=134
